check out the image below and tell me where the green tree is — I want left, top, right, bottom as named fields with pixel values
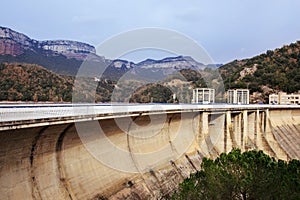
left=173, top=149, right=300, bottom=200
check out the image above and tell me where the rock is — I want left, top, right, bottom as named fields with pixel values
left=0, top=26, right=96, bottom=60
left=39, top=40, right=96, bottom=60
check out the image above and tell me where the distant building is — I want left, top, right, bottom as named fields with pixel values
left=227, top=89, right=249, bottom=104
left=94, top=77, right=100, bottom=82
left=269, top=94, right=279, bottom=104
left=192, top=88, right=215, bottom=104
left=269, top=92, right=300, bottom=105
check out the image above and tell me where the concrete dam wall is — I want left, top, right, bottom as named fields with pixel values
left=0, top=106, right=299, bottom=199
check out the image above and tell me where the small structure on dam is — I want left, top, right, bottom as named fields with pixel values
left=227, top=89, right=250, bottom=104
left=0, top=104, right=299, bottom=199
left=191, top=88, right=215, bottom=104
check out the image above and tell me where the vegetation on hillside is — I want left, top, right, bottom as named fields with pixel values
left=0, top=50, right=83, bottom=75
left=128, top=83, right=174, bottom=103
left=0, top=63, right=73, bottom=101
left=173, top=149, right=300, bottom=200
left=127, top=68, right=224, bottom=103
left=128, top=41, right=300, bottom=104
left=219, top=41, right=300, bottom=103
left=0, top=63, right=115, bottom=102
left=0, top=62, right=224, bottom=103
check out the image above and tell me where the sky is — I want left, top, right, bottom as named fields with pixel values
left=1, top=0, right=300, bottom=64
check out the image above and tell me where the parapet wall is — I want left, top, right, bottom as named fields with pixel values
left=0, top=107, right=299, bottom=199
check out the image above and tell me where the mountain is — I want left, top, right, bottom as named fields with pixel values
left=0, top=26, right=220, bottom=79
left=219, top=41, right=300, bottom=103
left=0, top=26, right=226, bottom=103
left=132, top=56, right=207, bottom=78
left=0, top=26, right=96, bottom=59
left=137, top=56, right=206, bottom=69
left=0, top=26, right=100, bottom=75
left=2, top=27, right=300, bottom=104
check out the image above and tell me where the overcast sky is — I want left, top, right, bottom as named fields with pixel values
left=1, top=0, right=300, bottom=64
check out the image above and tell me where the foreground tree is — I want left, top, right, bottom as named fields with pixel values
left=172, top=149, right=300, bottom=200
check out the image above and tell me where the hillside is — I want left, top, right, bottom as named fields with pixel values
left=0, top=63, right=73, bottom=101
left=0, top=26, right=101, bottom=75
left=0, top=63, right=115, bottom=102
left=126, top=68, right=222, bottom=103
left=219, top=41, right=300, bottom=103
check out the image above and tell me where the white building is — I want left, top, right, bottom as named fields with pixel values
left=192, top=88, right=215, bottom=104
left=269, top=92, right=300, bottom=105
left=227, top=89, right=249, bottom=104
left=269, top=94, right=279, bottom=104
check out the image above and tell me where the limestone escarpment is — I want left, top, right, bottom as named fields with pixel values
left=0, top=39, right=25, bottom=55
left=0, top=26, right=96, bottom=60
left=39, top=40, right=96, bottom=60
left=0, top=27, right=37, bottom=55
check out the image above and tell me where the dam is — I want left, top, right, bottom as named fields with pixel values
left=0, top=104, right=299, bottom=199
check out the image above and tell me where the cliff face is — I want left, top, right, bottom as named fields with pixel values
left=0, top=26, right=96, bottom=60
left=39, top=40, right=96, bottom=60
left=0, top=39, right=25, bottom=55
left=0, top=27, right=37, bottom=55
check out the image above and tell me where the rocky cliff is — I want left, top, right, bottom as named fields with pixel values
left=0, top=26, right=96, bottom=60
left=39, top=40, right=96, bottom=60
left=0, top=27, right=37, bottom=55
